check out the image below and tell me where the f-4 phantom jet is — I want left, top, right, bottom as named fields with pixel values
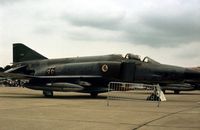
left=0, top=43, right=200, bottom=97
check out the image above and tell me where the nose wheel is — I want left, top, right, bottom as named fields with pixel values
left=43, top=90, right=53, bottom=98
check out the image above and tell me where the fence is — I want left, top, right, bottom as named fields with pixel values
left=107, top=82, right=166, bottom=107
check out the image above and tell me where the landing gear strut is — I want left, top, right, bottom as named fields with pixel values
left=43, top=90, right=53, bottom=98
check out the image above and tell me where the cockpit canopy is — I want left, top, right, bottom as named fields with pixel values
left=142, top=57, right=160, bottom=64
left=125, top=53, right=141, bottom=61
left=125, top=53, right=160, bottom=64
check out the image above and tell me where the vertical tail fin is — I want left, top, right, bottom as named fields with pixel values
left=13, top=43, right=47, bottom=63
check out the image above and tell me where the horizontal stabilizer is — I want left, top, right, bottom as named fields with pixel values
left=0, top=72, right=32, bottom=79
left=5, top=65, right=27, bottom=73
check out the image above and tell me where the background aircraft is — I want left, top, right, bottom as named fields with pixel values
left=0, top=43, right=200, bottom=97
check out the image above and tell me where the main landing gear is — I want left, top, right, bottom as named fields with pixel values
left=90, top=92, right=98, bottom=98
left=43, top=90, right=54, bottom=98
left=174, top=90, right=180, bottom=94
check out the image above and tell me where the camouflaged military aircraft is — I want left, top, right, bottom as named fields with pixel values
left=0, top=43, right=200, bottom=97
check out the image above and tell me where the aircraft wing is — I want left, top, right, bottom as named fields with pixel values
left=0, top=72, right=102, bottom=80
left=33, top=75, right=102, bottom=79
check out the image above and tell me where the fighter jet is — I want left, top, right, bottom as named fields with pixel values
left=0, top=43, right=200, bottom=97
left=159, top=67, right=200, bottom=94
left=160, top=83, right=200, bottom=94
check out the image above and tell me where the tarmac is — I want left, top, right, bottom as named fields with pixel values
left=0, top=86, right=199, bottom=130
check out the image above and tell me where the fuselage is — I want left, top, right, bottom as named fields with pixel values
left=13, top=53, right=200, bottom=94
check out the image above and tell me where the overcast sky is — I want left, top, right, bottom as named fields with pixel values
left=0, top=0, right=200, bottom=67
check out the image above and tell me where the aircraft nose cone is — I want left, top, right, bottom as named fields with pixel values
left=184, top=69, right=200, bottom=82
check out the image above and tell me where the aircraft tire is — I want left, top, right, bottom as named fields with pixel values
left=162, top=90, right=166, bottom=94
left=174, top=90, right=180, bottom=94
left=43, top=90, right=53, bottom=98
left=90, top=93, right=98, bottom=98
